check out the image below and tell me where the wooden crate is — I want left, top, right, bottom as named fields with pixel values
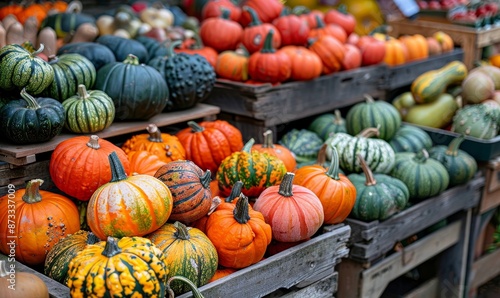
left=388, top=18, right=500, bottom=70
left=178, top=224, right=351, bottom=298
left=480, top=156, right=500, bottom=214
left=0, top=160, right=55, bottom=197
left=205, top=66, right=386, bottom=142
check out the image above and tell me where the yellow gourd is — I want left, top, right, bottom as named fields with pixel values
left=336, top=0, right=384, bottom=36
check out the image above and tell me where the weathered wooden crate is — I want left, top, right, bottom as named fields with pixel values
left=479, top=156, right=500, bottom=213
left=0, top=160, right=55, bottom=197
left=178, top=224, right=351, bottom=298
left=205, top=66, right=386, bottom=142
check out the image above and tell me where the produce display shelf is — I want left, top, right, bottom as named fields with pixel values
left=469, top=246, right=500, bottom=291
left=178, top=224, right=351, bottom=298
left=0, top=103, right=220, bottom=166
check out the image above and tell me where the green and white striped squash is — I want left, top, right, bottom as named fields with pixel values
left=326, top=127, right=396, bottom=174
left=308, top=110, right=347, bottom=141
left=62, top=85, right=115, bottom=134
left=346, top=94, right=402, bottom=141
left=428, top=135, right=478, bottom=187
left=279, top=129, right=324, bottom=164
left=0, top=44, right=54, bottom=95
left=43, top=53, right=97, bottom=102
left=390, top=149, right=450, bottom=201
left=389, top=125, right=433, bottom=153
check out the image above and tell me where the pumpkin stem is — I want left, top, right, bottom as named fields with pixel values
left=86, top=135, right=101, bottom=150
left=279, top=6, right=291, bottom=16
left=357, top=154, right=377, bottom=186
left=326, top=147, right=341, bottom=180
left=233, top=194, right=251, bottom=224
left=87, top=232, right=101, bottom=245
left=357, top=126, right=380, bottom=138
left=314, top=14, right=325, bottom=28
left=363, top=93, right=375, bottom=103
left=31, top=43, right=45, bottom=57
left=20, top=88, right=41, bottom=109
left=260, top=30, right=276, bottom=54
left=167, top=276, right=205, bottom=298
left=445, top=135, right=465, bottom=157
left=334, top=109, right=343, bottom=124
left=278, top=172, right=295, bottom=197
left=292, top=5, right=311, bottom=15
left=208, top=196, right=222, bottom=215
left=187, top=121, right=205, bottom=133
left=101, top=237, right=122, bottom=257
left=174, top=221, right=191, bottom=240
left=200, top=170, right=212, bottom=189
left=415, top=148, right=430, bottom=163
left=77, top=84, right=90, bottom=99
left=123, top=54, right=140, bottom=65
left=48, top=54, right=59, bottom=64
left=242, top=138, right=255, bottom=153
left=77, top=201, right=89, bottom=231
left=243, top=6, right=262, bottom=26
left=167, top=40, right=182, bottom=58
left=147, top=124, right=163, bottom=143
left=220, top=7, right=231, bottom=19
left=108, top=151, right=128, bottom=182
left=0, top=260, right=10, bottom=278
left=262, top=130, right=275, bottom=148
left=316, top=144, right=327, bottom=166
left=337, top=4, right=349, bottom=15
left=226, top=181, right=243, bottom=202
left=22, top=179, right=43, bottom=204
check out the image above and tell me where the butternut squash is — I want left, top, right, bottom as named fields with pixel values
left=69, top=23, right=98, bottom=43
left=37, top=27, right=58, bottom=57
left=6, top=21, right=24, bottom=45
left=2, top=14, right=19, bottom=32
left=0, top=23, right=6, bottom=48
left=411, top=61, right=468, bottom=104
left=23, top=16, right=39, bottom=47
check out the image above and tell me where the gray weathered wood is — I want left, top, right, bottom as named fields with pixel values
left=402, top=277, right=439, bottom=298
left=346, top=177, right=484, bottom=261
left=0, top=253, right=70, bottom=298
left=263, top=273, right=338, bottom=298
left=177, top=225, right=351, bottom=298
left=470, top=246, right=500, bottom=290
left=480, top=157, right=500, bottom=213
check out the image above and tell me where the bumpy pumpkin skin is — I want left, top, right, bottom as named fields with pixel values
left=147, top=222, right=218, bottom=295
left=67, top=236, right=168, bottom=298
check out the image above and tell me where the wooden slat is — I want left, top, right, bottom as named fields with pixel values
left=480, top=157, right=500, bottom=213
left=0, top=104, right=220, bottom=166
left=402, top=278, right=439, bottom=298
left=177, top=225, right=351, bottom=298
left=264, top=273, right=338, bottom=298
left=470, top=247, right=500, bottom=289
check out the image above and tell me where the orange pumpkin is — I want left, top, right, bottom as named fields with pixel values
left=309, top=35, right=346, bottom=74
left=248, top=30, right=291, bottom=83
left=0, top=179, right=80, bottom=266
left=121, top=124, right=186, bottom=163
left=215, top=47, right=249, bottom=82
left=127, top=150, right=167, bottom=176
left=341, top=43, right=362, bottom=70
left=199, top=10, right=243, bottom=53
left=208, top=267, right=238, bottom=282
left=399, top=34, right=428, bottom=62
left=280, top=45, right=322, bottom=81
left=383, top=38, right=408, bottom=66
left=202, top=0, right=242, bottom=22
left=205, top=194, right=272, bottom=269
left=241, top=6, right=281, bottom=54
left=175, top=36, right=218, bottom=68
left=0, top=4, right=23, bottom=20
left=293, top=147, right=357, bottom=224
left=17, top=3, right=47, bottom=24
left=239, top=0, right=284, bottom=26
left=308, top=15, right=347, bottom=44
left=253, top=172, right=324, bottom=242
left=190, top=196, right=222, bottom=234
left=252, top=129, right=297, bottom=171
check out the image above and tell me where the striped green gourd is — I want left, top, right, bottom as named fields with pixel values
left=279, top=129, right=324, bottom=164
left=326, top=127, right=396, bottom=174
left=0, top=44, right=54, bottom=94
left=62, top=85, right=115, bottom=134
left=346, top=94, right=401, bottom=141
left=308, top=110, right=347, bottom=141
left=43, top=53, right=97, bottom=102
left=389, top=125, right=433, bottom=153
left=428, top=135, right=478, bottom=187
left=390, top=149, right=450, bottom=201
left=347, top=155, right=409, bottom=221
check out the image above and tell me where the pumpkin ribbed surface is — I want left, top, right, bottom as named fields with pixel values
left=127, top=150, right=167, bottom=176
left=308, top=110, right=347, bottom=141
left=389, top=125, right=432, bottom=153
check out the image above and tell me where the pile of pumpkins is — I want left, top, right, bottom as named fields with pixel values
left=392, top=60, right=500, bottom=140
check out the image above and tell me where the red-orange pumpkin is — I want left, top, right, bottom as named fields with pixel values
left=308, top=15, right=347, bottom=44
left=272, top=8, right=310, bottom=47
left=199, top=9, right=243, bottom=52
left=215, top=47, right=249, bottom=82
left=175, top=35, right=218, bottom=68
left=127, top=150, right=167, bottom=176
left=239, top=0, right=283, bottom=26
left=308, top=35, right=346, bottom=74
left=202, top=0, right=242, bottom=21
left=341, top=43, right=362, bottom=70
left=241, top=6, right=281, bottom=54
left=248, top=30, right=291, bottom=83
left=324, top=5, right=356, bottom=36
left=280, top=45, right=322, bottom=81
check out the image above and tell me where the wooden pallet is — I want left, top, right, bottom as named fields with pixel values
left=0, top=160, right=55, bottom=196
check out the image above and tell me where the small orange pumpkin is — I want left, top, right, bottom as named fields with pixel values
left=399, top=34, right=428, bottom=62
left=383, top=37, right=408, bottom=66
left=280, top=45, right=322, bottom=81
left=127, top=150, right=167, bottom=176
left=215, top=47, right=249, bottom=82
left=309, top=35, right=346, bottom=74
left=252, top=129, right=297, bottom=171
left=433, top=31, right=454, bottom=52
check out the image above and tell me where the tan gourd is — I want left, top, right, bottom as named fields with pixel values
left=2, top=14, right=19, bottom=32
left=22, top=16, right=39, bottom=46
left=0, top=260, right=49, bottom=298
left=37, top=27, right=58, bottom=57
left=5, top=21, right=23, bottom=45
left=0, top=23, right=6, bottom=48
left=69, top=23, right=99, bottom=43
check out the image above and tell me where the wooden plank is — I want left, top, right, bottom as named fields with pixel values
left=264, top=273, right=338, bottom=298
left=480, top=157, right=500, bottom=213
left=359, top=220, right=462, bottom=298
left=0, top=103, right=220, bottom=165
left=177, top=225, right=351, bottom=298
left=0, top=253, right=70, bottom=298
left=347, top=177, right=483, bottom=261
left=470, top=247, right=500, bottom=289
left=402, top=278, right=439, bottom=298
left=337, top=258, right=366, bottom=298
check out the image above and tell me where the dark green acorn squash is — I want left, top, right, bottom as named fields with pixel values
left=308, top=110, right=347, bottom=141
left=278, top=129, right=323, bottom=164
left=95, top=54, right=169, bottom=121
left=96, top=34, right=149, bottom=64
left=428, top=135, right=478, bottom=187
left=57, top=42, right=116, bottom=71
left=40, top=12, right=96, bottom=39
left=390, top=149, right=450, bottom=201
left=147, top=41, right=216, bottom=111
left=62, top=84, right=115, bottom=133
left=348, top=155, right=409, bottom=221
left=0, top=89, right=65, bottom=144
left=42, top=53, right=96, bottom=102
left=346, top=94, right=402, bottom=141
left=135, top=35, right=168, bottom=62
left=0, top=44, right=54, bottom=95
left=389, top=125, right=433, bottom=153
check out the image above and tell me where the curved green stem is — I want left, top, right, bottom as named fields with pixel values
left=123, top=54, right=140, bottom=65
left=226, top=181, right=243, bottom=202
left=187, top=121, right=205, bottom=133
left=174, top=221, right=191, bottom=240
left=22, top=179, right=43, bottom=204
left=414, top=149, right=430, bottom=163
left=101, top=237, right=122, bottom=257
left=260, top=30, right=276, bottom=54
left=167, top=40, right=182, bottom=58
left=357, top=154, right=377, bottom=186
left=445, top=135, right=465, bottom=157
left=20, top=88, right=41, bottom=109
left=200, top=170, right=212, bottom=189
left=167, top=275, right=205, bottom=298
left=31, top=43, right=44, bottom=57
left=233, top=194, right=250, bottom=224
left=262, top=130, right=275, bottom=148
left=243, top=6, right=262, bottom=26
left=242, top=138, right=255, bottom=153
left=108, top=151, right=128, bottom=182
left=357, top=126, right=380, bottom=138
left=326, top=146, right=340, bottom=180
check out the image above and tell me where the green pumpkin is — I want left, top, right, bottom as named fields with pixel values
left=44, top=230, right=101, bottom=284
left=390, top=149, right=450, bottom=201
left=348, top=155, right=409, bottom=221
left=95, top=54, right=169, bottom=121
left=146, top=221, right=218, bottom=295
left=42, top=53, right=97, bottom=102
left=58, top=42, right=117, bottom=71
left=0, top=89, right=65, bottom=144
left=96, top=35, right=150, bottom=64
left=0, top=44, right=54, bottom=94
left=308, top=109, right=347, bottom=141
left=326, top=127, right=396, bottom=174
left=40, top=12, right=96, bottom=38
left=389, top=125, right=433, bottom=153
left=279, top=129, right=324, bottom=164
left=451, top=103, right=499, bottom=140
left=148, top=41, right=216, bottom=111
left=135, top=36, right=168, bottom=62
left=62, top=84, right=115, bottom=133
left=346, top=94, right=402, bottom=141
left=428, top=135, right=478, bottom=187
